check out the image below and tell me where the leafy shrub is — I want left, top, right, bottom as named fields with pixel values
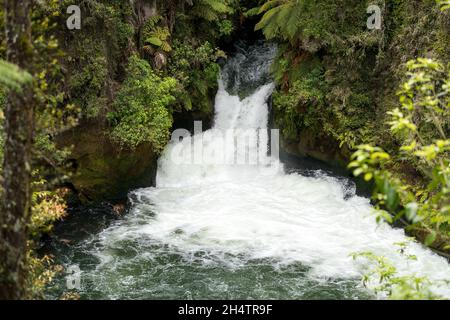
left=68, top=54, right=108, bottom=119
left=108, top=55, right=177, bottom=152
left=217, top=19, right=234, bottom=36
left=352, top=248, right=443, bottom=300
left=191, top=0, right=234, bottom=22
left=27, top=182, right=68, bottom=299
left=349, top=58, right=450, bottom=251
left=272, top=58, right=325, bottom=139
left=168, top=40, right=223, bottom=113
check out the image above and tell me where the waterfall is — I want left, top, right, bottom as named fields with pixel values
left=55, top=42, right=450, bottom=299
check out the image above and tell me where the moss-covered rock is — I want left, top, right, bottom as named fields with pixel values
left=281, top=129, right=351, bottom=168
left=57, top=122, right=158, bottom=202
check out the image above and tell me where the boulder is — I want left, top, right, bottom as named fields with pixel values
left=57, top=122, right=158, bottom=202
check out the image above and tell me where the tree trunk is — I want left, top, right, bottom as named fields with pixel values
left=0, top=0, right=34, bottom=300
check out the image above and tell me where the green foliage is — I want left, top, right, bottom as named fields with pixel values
left=437, top=0, right=450, bottom=11
left=29, top=0, right=80, bottom=128
left=352, top=248, right=443, bottom=300
left=30, top=179, right=68, bottom=238
left=172, top=0, right=238, bottom=45
left=25, top=252, right=63, bottom=300
left=34, top=134, right=72, bottom=169
left=0, top=60, right=33, bottom=90
left=108, top=55, right=177, bottom=152
left=60, top=0, right=135, bottom=120
left=217, top=19, right=234, bottom=36
left=25, top=177, right=67, bottom=300
left=392, top=58, right=449, bottom=145
left=349, top=58, right=450, bottom=251
left=255, top=0, right=301, bottom=40
left=142, top=16, right=172, bottom=53
left=68, top=55, right=108, bottom=118
left=259, top=0, right=448, bottom=164
left=168, top=40, right=223, bottom=113
left=272, top=58, right=325, bottom=139
left=31, top=0, right=81, bottom=178
left=0, top=171, right=66, bottom=300
left=0, top=0, right=233, bottom=300
left=192, top=0, right=234, bottom=22
left=256, top=0, right=380, bottom=153
left=1, top=1, right=86, bottom=298
left=255, top=0, right=346, bottom=49
left=139, top=2, right=236, bottom=114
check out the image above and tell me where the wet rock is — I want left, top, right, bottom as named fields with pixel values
left=112, top=203, right=127, bottom=216
left=56, top=122, right=158, bottom=202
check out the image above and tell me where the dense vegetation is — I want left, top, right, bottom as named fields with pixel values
left=253, top=0, right=449, bottom=299
left=252, top=0, right=449, bottom=255
left=0, top=0, right=448, bottom=299
left=0, top=0, right=240, bottom=299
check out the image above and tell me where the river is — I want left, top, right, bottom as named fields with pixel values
left=46, top=41, right=450, bottom=300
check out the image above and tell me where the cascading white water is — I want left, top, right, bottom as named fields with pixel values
left=61, top=42, right=450, bottom=299
left=156, top=79, right=276, bottom=187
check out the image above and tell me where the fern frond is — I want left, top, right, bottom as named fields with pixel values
left=258, top=0, right=286, bottom=14
left=160, top=42, right=172, bottom=53
left=200, top=0, right=231, bottom=13
left=146, top=37, right=163, bottom=47
left=192, top=0, right=233, bottom=21
left=255, top=0, right=303, bottom=41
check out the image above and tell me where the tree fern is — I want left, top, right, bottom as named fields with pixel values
left=202, top=0, right=230, bottom=12
left=255, top=0, right=337, bottom=45
left=145, top=27, right=172, bottom=52
left=191, top=0, right=233, bottom=22
left=255, top=5, right=284, bottom=39
left=255, top=0, right=302, bottom=42
left=259, top=0, right=287, bottom=13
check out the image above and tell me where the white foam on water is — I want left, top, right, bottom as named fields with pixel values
left=93, top=44, right=450, bottom=298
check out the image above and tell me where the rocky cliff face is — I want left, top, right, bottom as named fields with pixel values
left=57, top=122, right=158, bottom=202
left=281, top=129, right=351, bottom=169
left=58, top=106, right=214, bottom=203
